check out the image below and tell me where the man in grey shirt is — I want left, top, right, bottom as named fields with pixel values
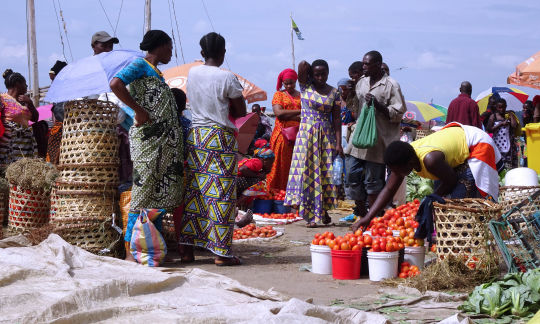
left=345, top=51, right=406, bottom=219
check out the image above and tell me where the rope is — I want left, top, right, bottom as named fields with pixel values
left=166, top=0, right=179, bottom=67
left=51, top=0, right=68, bottom=62
left=114, top=0, right=124, bottom=35
left=57, top=0, right=74, bottom=61
left=171, top=0, right=185, bottom=64
left=97, top=0, right=116, bottom=35
left=200, top=0, right=230, bottom=70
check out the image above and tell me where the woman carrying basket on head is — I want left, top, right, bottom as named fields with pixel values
left=351, top=122, right=504, bottom=232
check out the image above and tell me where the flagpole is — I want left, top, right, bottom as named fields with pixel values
left=290, top=13, right=295, bottom=70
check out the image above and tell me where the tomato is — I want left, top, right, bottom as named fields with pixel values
left=372, top=244, right=380, bottom=252
left=372, top=228, right=379, bottom=236
left=354, top=229, right=363, bottom=236
left=379, top=243, right=386, bottom=252
left=351, top=244, right=361, bottom=251
left=386, top=243, right=394, bottom=252
left=348, top=236, right=357, bottom=246
left=363, top=235, right=372, bottom=246
left=332, top=244, right=341, bottom=250
left=401, top=266, right=409, bottom=273
left=341, top=242, right=351, bottom=250
left=327, top=240, right=335, bottom=249
left=430, top=244, right=437, bottom=253
left=399, top=272, right=407, bottom=279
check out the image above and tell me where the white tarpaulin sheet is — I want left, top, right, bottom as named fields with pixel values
left=0, top=234, right=390, bottom=323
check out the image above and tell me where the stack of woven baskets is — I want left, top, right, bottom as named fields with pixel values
left=50, top=99, right=120, bottom=253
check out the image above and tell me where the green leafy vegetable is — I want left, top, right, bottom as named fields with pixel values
left=504, top=285, right=531, bottom=317
left=480, top=283, right=512, bottom=318
left=406, top=173, right=433, bottom=202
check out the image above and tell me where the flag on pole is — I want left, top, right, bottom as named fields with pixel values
left=291, top=18, right=304, bottom=40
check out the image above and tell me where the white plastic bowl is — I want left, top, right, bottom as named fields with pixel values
left=504, top=168, right=538, bottom=187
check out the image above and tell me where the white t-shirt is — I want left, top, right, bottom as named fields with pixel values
left=187, top=65, right=243, bottom=130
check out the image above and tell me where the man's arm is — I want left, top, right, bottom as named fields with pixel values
left=471, top=101, right=482, bottom=128
left=423, top=151, right=458, bottom=196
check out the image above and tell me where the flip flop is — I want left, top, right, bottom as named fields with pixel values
left=215, top=256, right=242, bottom=266
left=306, top=222, right=319, bottom=228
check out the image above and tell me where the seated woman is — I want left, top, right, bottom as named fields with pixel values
left=237, top=146, right=275, bottom=199
left=352, top=122, right=504, bottom=231
left=0, top=69, right=39, bottom=167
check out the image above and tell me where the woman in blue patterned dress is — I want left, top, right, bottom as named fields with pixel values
left=110, top=30, right=183, bottom=261
left=284, top=60, right=343, bottom=227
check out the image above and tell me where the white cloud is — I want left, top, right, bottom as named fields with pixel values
left=47, top=52, right=64, bottom=64
left=0, top=43, right=26, bottom=59
left=193, top=19, right=211, bottom=33
left=490, top=54, right=522, bottom=69
left=408, top=51, right=455, bottom=70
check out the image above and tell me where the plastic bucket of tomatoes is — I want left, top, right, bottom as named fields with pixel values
left=272, top=200, right=291, bottom=214
left=310, top=244, right=332, bottom=274
left=253, top=199, right=273, bottom=214
left=331, top=249, right=361, bottom=280
left=404, top=246, right=426, bottom=269
left=367, top=251, right=399, bottom=281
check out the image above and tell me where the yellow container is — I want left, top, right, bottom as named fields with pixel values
left=525, top=123, right=540, bottom=175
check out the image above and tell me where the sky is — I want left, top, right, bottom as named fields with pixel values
left=2, top=0, right=540, bottom=109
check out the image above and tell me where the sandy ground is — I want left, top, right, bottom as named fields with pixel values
left=163, top=208, right=463, bottom=323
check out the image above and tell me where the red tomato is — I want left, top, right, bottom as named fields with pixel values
left=341, top=242, right=351, bottom=250
left=351, top=244, right=361, bottom=251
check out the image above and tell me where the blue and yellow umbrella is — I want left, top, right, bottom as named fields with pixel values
left=404, top=101, right=447, bottom=122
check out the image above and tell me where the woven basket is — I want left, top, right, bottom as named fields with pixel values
left=59, top=99, right=119, bottom=166
left=50, top=182, right=119, bottom=253
left=433, top=198, right=502, bottom=267
left=58, top=164, right=119, bottom=188
left=415, top=129, right=434, bottom=140
left=0, top=191, right=6, bottom=227
left=59, top=134, right=119, bottom=166
left=8, top=185, right=50, bottom=233
left=499, top=186, right=540, bottom=219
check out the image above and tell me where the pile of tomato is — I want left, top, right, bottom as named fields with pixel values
left=257, top=189, right=287, bottom=200
left=311, top=230, right=408, bottom=252
left=398, top=262, right=420, bottom=278
left=233, top=224, right=277, bottom=240
left=258, top=212, right=298, bottom=220
left=366, top=200, right=424, bottom=247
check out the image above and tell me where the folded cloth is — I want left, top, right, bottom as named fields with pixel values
left=414, top=194, right=445, bottom=244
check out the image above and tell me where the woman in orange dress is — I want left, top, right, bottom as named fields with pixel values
left=266, top=69, right=301, bottom=191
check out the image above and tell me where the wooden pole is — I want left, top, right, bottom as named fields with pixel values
left=144, top=0, right=151, bottom=33
left=290, top=14, right=295, bottom=70
left=27, top=0, right=39, bottom=106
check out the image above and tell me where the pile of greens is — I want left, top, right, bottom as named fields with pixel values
left=459, top=268, right=540, bottom=319
left=406, top=173, right=433, bottom=202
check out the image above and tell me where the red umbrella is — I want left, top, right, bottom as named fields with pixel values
left=163, top=61, right=267, bottom=104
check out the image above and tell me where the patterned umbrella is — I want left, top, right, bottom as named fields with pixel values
left=164, top=61, right=267, bottom=104
left=507, top=50, right=540, bottom=90
left=404, top=101, right=446, bottom=122
left=475, top=87, right=528, bottom=113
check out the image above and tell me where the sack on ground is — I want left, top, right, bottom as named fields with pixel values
left=130, top=209, right=167, bottom=266
left=351, top=102, right=377, bottom=148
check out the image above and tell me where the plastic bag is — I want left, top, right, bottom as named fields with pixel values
left=130, top=209, right=167, bottom=267
left=351, top=102, right=377, bottom=148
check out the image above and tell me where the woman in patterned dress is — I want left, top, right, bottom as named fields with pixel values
left=487, top=98, right=518, bottom=169
left=177, top=32, right=246, bottom=266
left=284, top=60, right=343, bottom=227
left=0, top=69, right=39, bottom=167
left=266, top=69, right=301, bottom=191
left=110, top=30, right=184, bottom=261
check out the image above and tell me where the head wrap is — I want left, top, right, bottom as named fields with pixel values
left=254, top=139, right=269, bottom=148
left=254, top=147, right=275, bottom=159
left=337, top=78, right=350, bottom=87
left=49, top=60, right=67, bottom=75
left=533, top=95, right=540, bottom=109
left=276, top=68, right=298, bottom=91
left=140, top=30, right=172, bottom=52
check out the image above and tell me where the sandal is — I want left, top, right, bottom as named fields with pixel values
left=215, top=256, right=242, bottom=266
left=306, top=222, right=319, bottom=228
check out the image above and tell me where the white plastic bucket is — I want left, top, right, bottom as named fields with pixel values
left=310, top=244, right=332, bottom=274
left=367, top=251, right=399, bottom=281
left=504, top=168, right=538, bottom=186
left=404, top=246, right=426, bottom=269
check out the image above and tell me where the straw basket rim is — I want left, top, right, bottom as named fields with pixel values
left=433, top=198, right=502, bottom=213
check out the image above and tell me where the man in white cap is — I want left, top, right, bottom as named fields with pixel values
left=91, top=31, right=119, bottom=55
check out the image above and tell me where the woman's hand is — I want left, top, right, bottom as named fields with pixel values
left=134, top=109, right=151, bottom=127
left=17, top=95, right=33, bottom=106
left=335, top=144, right=344, bottom=157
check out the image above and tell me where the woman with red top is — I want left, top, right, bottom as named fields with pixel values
left=266, top=68, right=301, bottom=191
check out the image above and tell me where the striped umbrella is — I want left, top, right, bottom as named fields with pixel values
left=404, top=101, right=447, bottom=122
left=475, top=87, right=528, bottom=113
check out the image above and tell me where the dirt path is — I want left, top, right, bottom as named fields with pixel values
left=165, top=209, right=462, bottom=323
